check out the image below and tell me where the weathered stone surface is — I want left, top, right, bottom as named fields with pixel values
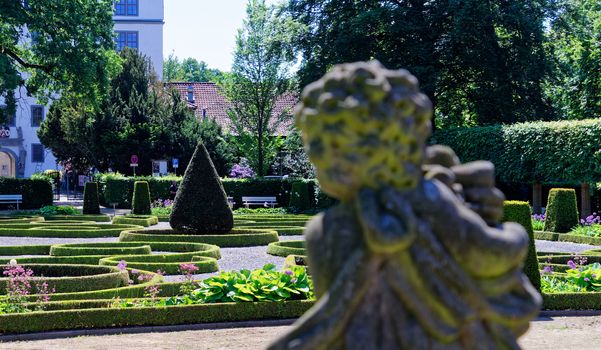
left=269, top=61, right=540, bottom=350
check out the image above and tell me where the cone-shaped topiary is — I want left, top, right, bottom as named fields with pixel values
left=170, top=142, right=233, bottom=233
left=544, top=188, right=579, bottom=233
left=82, top=182, right=100, bottom=214
left=132, top=181, right=151, bottom=215
left=502, top=201, right=541, bottom=291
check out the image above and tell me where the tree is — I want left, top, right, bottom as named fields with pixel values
left=545, top=0, right=600, bottom=120
left=221, top=0, right=301, bottom=176
left=0, top=0, right=119, bottom=121
left=162, top=53, right=223, bottom=82
left=39, top=49, right=203, bottom=174
left=285, top=0, right=553, bottom=127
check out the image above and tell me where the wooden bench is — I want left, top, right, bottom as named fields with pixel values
left=0, top=195, right=22, bottom=210
left=242, top=196, right=277, bottom=208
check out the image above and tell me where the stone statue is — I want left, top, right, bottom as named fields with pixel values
left=269, top=61, right=541, bottom=350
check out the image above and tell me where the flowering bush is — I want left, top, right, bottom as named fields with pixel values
left=151, top=199, right=174, bottom=216
left=0, top=261, right=54, bottom=314
left=581, top=212, right=601, bottom=226
left=228, top=159, right=255, bottom=178
left=541, top=256, right=601, bottom=293
left=178, top=263, right=199, bottom=294
left=532, top=213, right=545, bottom=231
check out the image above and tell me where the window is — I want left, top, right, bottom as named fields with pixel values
left=31, top=105, right=43, bottom=127
left=187, top=86, right=195, bottom=103
left=115, top=0, right=138, bottom=16
left=31, top=144, right=44, bottom=163
left=115, top=31, right=138, bottom=51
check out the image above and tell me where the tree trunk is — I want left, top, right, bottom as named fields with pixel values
left=581, top=182, right=591, bottom=219
left=257, top=131, right=264, bottom=177
left=532, top=183, right=542, bottom=214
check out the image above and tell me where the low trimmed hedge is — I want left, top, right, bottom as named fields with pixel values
left=44, top=215, right=111, bottom=222
left=119, top=229, right=279, bottom=247
left=0, top=300, right=314, bottom=334
left=0, top=264, right=129, bottom=294
left=542, top=292, right=601, bottom=310
left=0, top=223, right=143, bottom=238
left=0, top=216, right=44, bottom=223
left=0, top=245, right=51, bottom=256
left=50, top=243, right=152, bottom=257
left=235, top=226, right=304, bottom=236
left=99, top=255, right=218, bottom=275
left=267, top=241, right=306, bottom=257
left=236, top=221, right=309, bottom=227
left=534, top=231, right=601, bottom=245
left=112, top=215, right=159, bottom=227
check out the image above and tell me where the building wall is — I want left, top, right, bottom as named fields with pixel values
left=0, top=0, right=164, bottom=178
left=113, top=0, right=164, bottom=79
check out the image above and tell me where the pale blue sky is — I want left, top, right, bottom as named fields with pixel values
left=164, top=0, right=278, bottom=72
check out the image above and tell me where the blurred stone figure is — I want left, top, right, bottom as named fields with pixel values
left=269, top=61, right=540, bottom=350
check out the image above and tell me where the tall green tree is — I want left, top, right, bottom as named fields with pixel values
left=285, top=0, right=553, bottom=127
left=221, top=0, right=301, bottom=176
left=545, top=0, right=600, bottom=120
left=163, top=53, right=223, bottom=82
left=0, top=0, right=119, bottom=121
left=39, top=49, right=214, bottom=175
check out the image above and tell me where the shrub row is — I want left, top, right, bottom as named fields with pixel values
left=266, top=241, right=306, bottom=257
left=236, top=226, right=304, bottom=236
left=534, top=231, right=601, bottom=246
left=0, top=177, right=53, bottom=209
left=431, top=119, right=601, bottom=184
left=95, top=175, right=335, bottom=210
left=542, top=292, right=601, bottom=310
left=112, top=215, right=159, bottom=227
left=99, top=255, right=218, bottom=275
left=0, top=300, right=314, bottom=334
left=0, top=264, right=129, bottom=294
left=119, top=229, right=279, bottom=248
left=0, top=223, right=143, bottom=238
left=44, top=215, right=111, bottom=222
left=50, top=243, right=153, bottom=257
left=0, top=216, right=44, bottom=223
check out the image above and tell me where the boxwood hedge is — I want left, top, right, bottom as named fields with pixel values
left=0, top=223, right=143, bottom=238
left=44, top=214, right=111, bottom=222
left=0, top=300, right=314, bottom=334
left=112, top=215, right=159, bottom=227
left=119, top=229, right=279, bottom=247
left=544, top=188, right=579, bottom=233
left=267, top=241, right=306, bottom=257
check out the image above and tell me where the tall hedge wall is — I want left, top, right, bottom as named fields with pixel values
left=431, top=119, right=601, bottom=184
left=0, top=178, right=53, bottom=209
left=95, top=175, right=333, bottom=210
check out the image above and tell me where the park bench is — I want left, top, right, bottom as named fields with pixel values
left=242, top=196, right=277, bottom=208
left=0, top=194, right=22, bottom=210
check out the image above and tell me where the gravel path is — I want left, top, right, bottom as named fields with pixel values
left=535, top=240, right=598, bottom=253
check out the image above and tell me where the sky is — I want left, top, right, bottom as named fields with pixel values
left=163, top=0, right=278, bottom=72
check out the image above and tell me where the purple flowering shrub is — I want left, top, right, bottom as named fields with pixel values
left=531, top=213, right=545, bottom=231
left=151, top=199, right=174, bottom=216
left=581, top=212, right=601, bottom=226
left=541, top=255, right=601, bottom=293
left=1, top=261, right=55, bottom=314
left=228, top=158, right=255, bottom=178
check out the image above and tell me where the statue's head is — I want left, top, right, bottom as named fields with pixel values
left=295, top=61, right=432, bottom=201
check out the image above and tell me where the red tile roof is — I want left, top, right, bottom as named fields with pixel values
left=167, top=82, right=297, bottom=136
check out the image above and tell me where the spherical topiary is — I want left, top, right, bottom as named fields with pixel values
left=289, top=181, right=311, bottom=211
left=502, top=200, right=541, bottom=291
left=131, top=181, right=151, bottom=215
left=82, top=182, right=100, bottom=215
left=169, top=142, right=233, bottom=234
left=544, top=188, right=579, bottom=233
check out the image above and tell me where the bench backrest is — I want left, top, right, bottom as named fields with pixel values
left=0, top=195, right=22, bottom=200
left=242, top=196, right=277, bottom=202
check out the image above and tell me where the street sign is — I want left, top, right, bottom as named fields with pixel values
left=130, top=155, right=138, bottom=164
left=172, top=158, right=179, bottom=169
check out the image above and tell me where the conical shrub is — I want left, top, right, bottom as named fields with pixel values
left=169, top=142, right=233, bottom=233
left=132, top=181, right=151, bottom=215
left=544, top=188, right=579, bottom=233
left=83, top=182, right=100, bottom=214
left=502, top=201, right=541, bottom=292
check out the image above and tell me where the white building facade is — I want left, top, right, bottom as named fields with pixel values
left=0, top=0, right=164, bottom=178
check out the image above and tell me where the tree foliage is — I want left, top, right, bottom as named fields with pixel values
left=285, top=0, right=553, bottom=127
left=163, top=53, right=223, bottom=83
left=221, top=0, right=301, bottom=176
left=545, top=0, right=600, bottom=120
left=39, top=49, right=206, bottom=175
left=0, top=0, right=119, bottom=121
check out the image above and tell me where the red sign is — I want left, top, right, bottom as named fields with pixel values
left=130, top=155, right=138, bottom=164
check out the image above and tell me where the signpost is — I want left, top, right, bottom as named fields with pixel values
left=130, top=154, right=138, bottom=176
left=172, top=158, right=179, bottom=175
